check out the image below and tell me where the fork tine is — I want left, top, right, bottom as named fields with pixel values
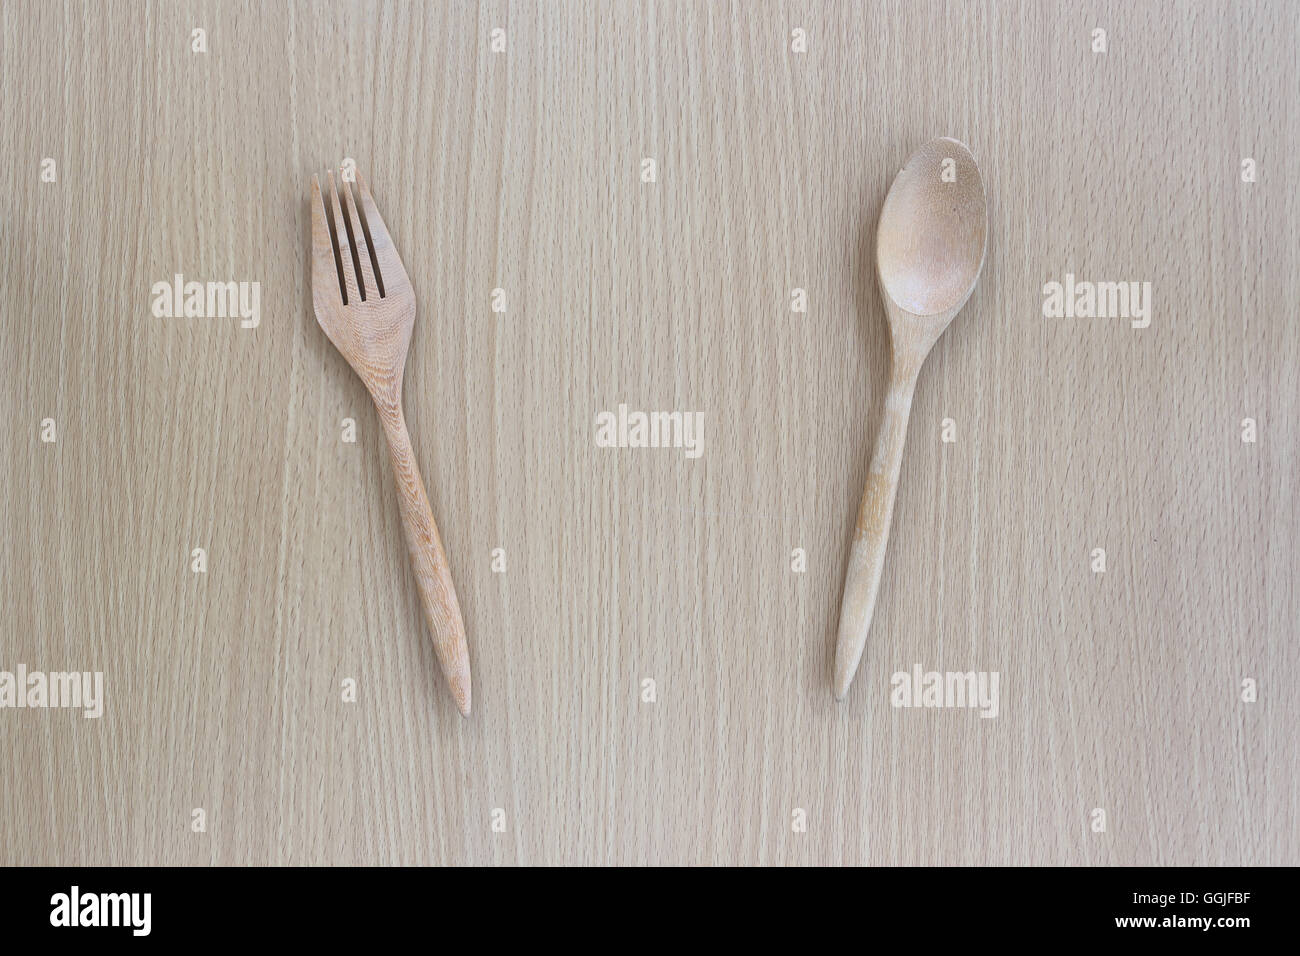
left=310, top=175, right=341, bottom=305
left=326, top=169, right=361, bottom=304
left=355, top=169, right=410, bottom=291
left=340, top=172, right=381, bottom=298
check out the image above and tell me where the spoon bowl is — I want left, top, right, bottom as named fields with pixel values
left=833, top=137, right=988, bottom=701
left=877, top=137, right=987, bottom=318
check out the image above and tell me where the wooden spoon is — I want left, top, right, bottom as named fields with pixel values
left=833, top=137, right=987, bottom=701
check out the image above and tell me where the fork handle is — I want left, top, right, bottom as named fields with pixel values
left=375, top=397, right=472, bottom=716
left=833, top=359, right=919, bottom=701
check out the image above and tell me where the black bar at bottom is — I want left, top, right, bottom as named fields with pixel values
left=0, top=865, right=1285, bottom=943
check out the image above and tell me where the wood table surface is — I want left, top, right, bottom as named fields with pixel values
left=2, top=0, right=1296, bottom=866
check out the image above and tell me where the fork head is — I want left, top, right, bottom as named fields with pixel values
left=310, top=168, right=416, bottom=397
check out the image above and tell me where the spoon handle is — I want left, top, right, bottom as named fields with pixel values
left=834, top=358, right=919, bottom=700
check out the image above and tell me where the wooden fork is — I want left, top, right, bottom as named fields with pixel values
left=310, top=168, right=471, bottom=717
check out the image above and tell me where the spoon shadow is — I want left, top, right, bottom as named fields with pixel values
left=826, top=192, right=892, bottom=689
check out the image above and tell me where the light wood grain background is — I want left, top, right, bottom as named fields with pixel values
left=2, top=0, right=1296, bottom=866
